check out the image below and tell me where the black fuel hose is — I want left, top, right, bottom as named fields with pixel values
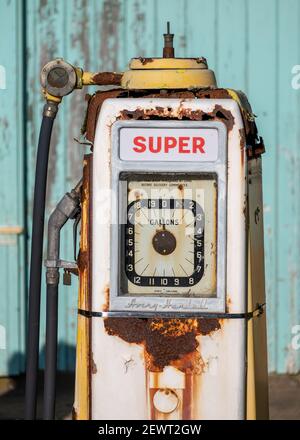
left=43, top=284, right=58, bottom=420
left=25, top=102, right=58, bottom=420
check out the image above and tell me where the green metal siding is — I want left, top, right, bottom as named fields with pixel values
left=0, top=0, right=300, bottom=374
left=0, top=0, right=26, bottom=375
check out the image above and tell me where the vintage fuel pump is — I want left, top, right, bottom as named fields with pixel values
left=25, top=24, right=269, bottom=420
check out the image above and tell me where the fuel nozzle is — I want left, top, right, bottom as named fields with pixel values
left=163, top=22, right=175, bottom=58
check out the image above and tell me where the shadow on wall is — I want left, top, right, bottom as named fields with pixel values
left=0, top=343, right=76, bottom=420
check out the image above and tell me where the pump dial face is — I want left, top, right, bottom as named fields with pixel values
left=121, top=174, right=217, bottom=297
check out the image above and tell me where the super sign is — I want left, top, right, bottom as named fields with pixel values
left=119, top=127, right=219, bottom=162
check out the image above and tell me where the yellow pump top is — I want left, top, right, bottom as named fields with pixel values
left=121, top=57, right=217, bottom=90
left=121, top=23, right=217, bottom=90
left=40, top=23, right=217, bottom=103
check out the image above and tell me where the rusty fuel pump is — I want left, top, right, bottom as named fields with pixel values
left=25, top=24, right=269, bottom=420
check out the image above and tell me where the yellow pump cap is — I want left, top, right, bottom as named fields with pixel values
left=121, top=57, right=217, bottom=90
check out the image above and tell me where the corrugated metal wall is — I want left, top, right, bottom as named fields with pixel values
left=0, top=0, right=300, bottom=374
left=0, top=0, right=26, bottom=376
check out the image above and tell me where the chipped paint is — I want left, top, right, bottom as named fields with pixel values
left=91, top=353, right=98, bottom=374
left=84, top=88, right=254, bottom=144
left=118, top=104, right=234, bottom=132
left=91, top=72, right=123, bottom=85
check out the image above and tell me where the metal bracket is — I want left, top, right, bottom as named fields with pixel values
left=45, top=259, right=78, bottom=270
left=78, top=303, right=266, bottom=320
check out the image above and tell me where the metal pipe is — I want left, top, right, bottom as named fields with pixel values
left=25, top=101, right=58, bottom=420
left=43, top=184, right=81, bottom=420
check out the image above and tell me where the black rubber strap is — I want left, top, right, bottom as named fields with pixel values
left=78, top=303, right=265, bottom=320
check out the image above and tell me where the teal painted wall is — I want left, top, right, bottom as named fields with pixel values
left=0, top=0, right=26, bottom=375
left=0, top=0, right=300, bottom=374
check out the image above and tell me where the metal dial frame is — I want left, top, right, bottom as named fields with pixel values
left=109, top=120, right=227, bottom=313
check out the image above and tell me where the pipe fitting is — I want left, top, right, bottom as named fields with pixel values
left=46, top=181, right=82, bottom=287
left=43, top=101, right=59, bottom=118
left=40, top=59, right=77, bottom=98
left=46, top=268, right=60, bottom=286
left=40, top=58, right=123, bottom=102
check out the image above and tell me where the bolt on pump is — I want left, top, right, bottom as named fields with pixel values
left=25, top=23, right=268, bottom=420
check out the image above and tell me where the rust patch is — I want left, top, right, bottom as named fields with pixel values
left=138, top=57, right=154, bottom=65
left=196, top=318, right=221, bottom=335
left=92, top=72, right=123, bottom=86
left=119, top=104, right=235, bottom=133
left=163, top=47, right=175, bottom=58
left=104, top=317, right=221, bottom=373
left=104, top=318, right=146, bottom=343
left=85, top=89, right=125, bottom=142
left=72, top=406, right=78, bottom=420
left=77, top=250, right=88, bottom=272
left=243, top=195, right=248, bottom=219
left=182, top=374, right=193, bottom=419
left=254, top=206, right=260, bottom=224
left=134, top=190, right=141, bottom=199
left=239, top=128, right=246, bottom=149
left=239, top=128, right=246, bottom=167
left=195, top=88, right=231, bottom=100
left=83, top=87, right=264, bottom=159
left=91, top=353, right=98, bottom=374
left=212, top=105, right=234, bottom=131
left=226, top=296, right=232, bottom=313
left=103, top=285, right=110, bottom=312
left=84, top=88, right=234, bottom=142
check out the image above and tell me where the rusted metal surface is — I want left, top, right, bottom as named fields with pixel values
left=91, top=72, right=123, bottom=86
left=247, top=136, right=265, bottom=158
left=104, top=318, right=220, bottom=372
left=102, top=310, right=219, bottom=420
left=83, top=88, right=263, bottom=160
left=239, top=128, right=246, bottom=149
left=119, top=104, right=235, bottom=133
left=163, top=47, right=175, bottom=58
left=73, top=154, right=92, bottom=419
left=91, top=353, right=98, bottom=375
left=138, top=57, right=154, bottom=65
left=77, top=249, right=89, bottom=273
left=163, top=23, right=175, bottom=58
left=85, top=89, right=125, bottom=142
left=102, top=285, right=110, bottom=312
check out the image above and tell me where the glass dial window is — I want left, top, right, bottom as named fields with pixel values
left=120, top=173, right=217, bottom=297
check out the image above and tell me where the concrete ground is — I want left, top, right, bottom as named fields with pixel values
left=0, top=372, right=299, bottom=420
